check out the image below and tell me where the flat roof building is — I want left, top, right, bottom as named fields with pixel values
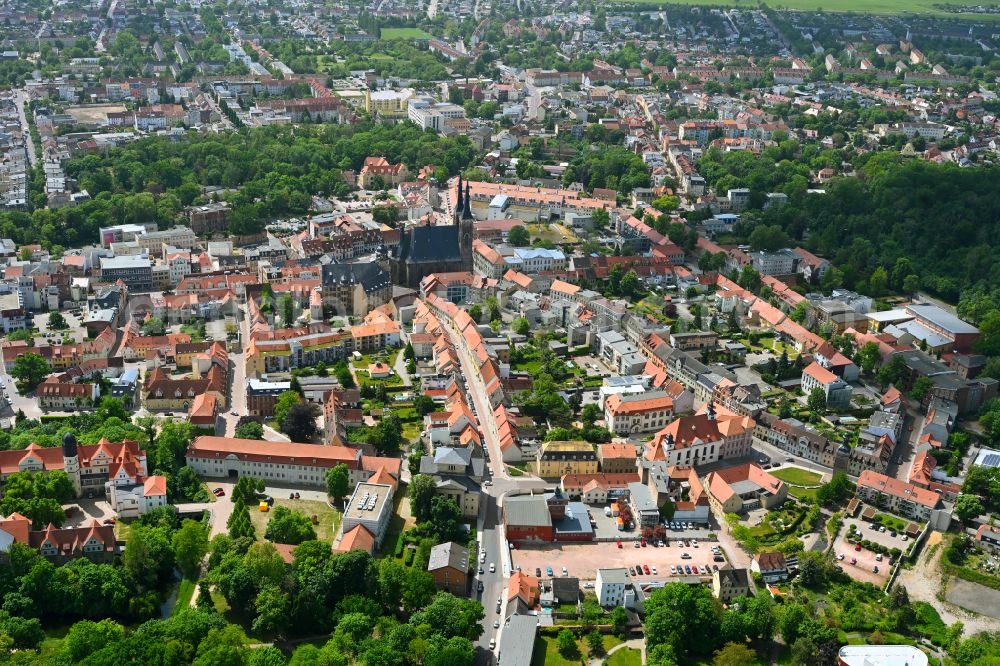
left=342, top=482, right=394, bottom=548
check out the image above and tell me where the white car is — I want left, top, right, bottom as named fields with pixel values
left=489, top=563, right=496, bottom=573
left=489, top=638, right=496, bottom=650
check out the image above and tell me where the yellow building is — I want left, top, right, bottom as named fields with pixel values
left=534, top=441, right=598, bottom=478
left=364, top=89, right=414, bottom=120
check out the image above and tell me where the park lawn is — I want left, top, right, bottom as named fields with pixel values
left=771, top=468, right=823, bottom=487
left=606, top=648, right=642, bottom=666
left=381, top=27, right=432, bottom=39
left=608, top=0, right=1000, bottom=18
left=249, top=498, right=342, bottom=543
left=40, top=627, right=70, bottom=660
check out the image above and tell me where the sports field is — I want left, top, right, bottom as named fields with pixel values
left=612, top=0, right=1000, bottom=19
left=380, top=27, right=433, bottom=40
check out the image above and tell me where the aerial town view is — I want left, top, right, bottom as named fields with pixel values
left=2, top=0, right=1000, bottom=664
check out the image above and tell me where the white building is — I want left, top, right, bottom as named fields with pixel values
left=107, top=475, right=169, bottom=518
left=407, top=98, right=466, bottom=132
left=504, top=248, right=567, bottom=273
left=596, top=567, right=629, bottom=607
left=342, top=482, right=394, bottom=547
left=837, top=646, right=927, bottom=666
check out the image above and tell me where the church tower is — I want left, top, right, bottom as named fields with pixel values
left=460, top=181, right=474, bottom=267
left=62, top=433, right=82, bottom=497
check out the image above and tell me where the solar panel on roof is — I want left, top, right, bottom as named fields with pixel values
left=982, top=454, right=1000, bottom=468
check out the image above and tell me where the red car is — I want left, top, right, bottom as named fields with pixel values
left=643, top=565, right=650, bottom=574
left=641, top=539, right=647, bottom=547
left=691, top=565, right=699, bottom=574
left=854, top=543, right=862, bottom=551
left=617, top=540, right=622, bottom=549
left=213, top=488, right=225, bottom=497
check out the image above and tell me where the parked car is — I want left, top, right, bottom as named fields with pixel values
left=876, top=553, right=883, bottom=562
left=692, top=566, right=698, bottom=574
left=535, top=567, right=542, bottom=577
left=643, top=565, right=650, bottom=574
left=561, top=566, right=568, bottom=576
left=873, top=566, right=879, bottom=573
left=546, top=566, right=553, bottom=576
left=670, top=565, right=677, bottom=575
left=213, top=488, right=225, bottom=497
left=651, top=566, right=657, bottom=575
left=684, top=565, right=692, bottom=574
left=851, top=557, right=857, bottom=565
left=489, top=563, right=495, bottom=573
left=617, top=540, right=622, bottom=549
left=855, top=544, right=862, bottom=551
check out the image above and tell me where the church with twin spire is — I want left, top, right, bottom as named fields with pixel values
left=388, top=175, right=475, bottom=288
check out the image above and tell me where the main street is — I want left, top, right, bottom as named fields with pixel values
left=443, top=319, right=547, bottom=661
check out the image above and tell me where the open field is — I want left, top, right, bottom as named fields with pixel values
left=380, top=27, right=432, bottom=40
left=249, top=498, right=342, bottom=543
left=610, top=0, right=1000, bottom=19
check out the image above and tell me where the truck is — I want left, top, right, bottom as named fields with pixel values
left=616, top=516, right=625, bottom=531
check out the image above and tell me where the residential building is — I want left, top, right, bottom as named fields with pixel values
left=712, top=566, right=753, bottom=603
left=535, top=441, right=598, bottom=478
left=856, top=470, right=951, bottom=529
left=801, top=362, right=853, bottom=410
left=596, top=443, right=638, bottom=474
left=975, top=524, right=1000, bottom=553
left=705, top=464, right=788, bottom=515
left=751, top=552, right=789, bottom=583
left=418, top=446, right=483, bottom=518
left=37, top=379, right=101, bottom=410
left=428, top=541, right=469, bottom=595
left=507, top=571, right=540, bottom=612
left=246, top=378, right=291, bottom=418
left=596, top=567, right=629, bottom=607
left=560, top=473, right=639, bottom=504
left=0, top=515, right=120, bottom=561
left=107, top=475, right=168, bottom=518
left=604, top=392, right=678, bottom=435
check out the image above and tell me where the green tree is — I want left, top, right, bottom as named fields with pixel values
left=280, top=294, right=295, bottom=327
left=235, top=420, right=265, bottom=440
left=910, top=376, right=933, bottom=402
left=65, top=619, right=125, bottom=662
left=619, top=269, right=640, bottom=298
left=749, top=224, right=791, bottom=252
left=47, top=311, right=68, bottom=330
left=508, top=225, right=530, bottom=247
left=265, top=506, right=317, bottom=545
left=123, top=524, right=175, bottom=588
left=408, top=474, right=437, bottom=523
left=556, top=629, right=577, bottom=658
left=954, top=494, right=985, bottom=523
left=807, top=387, right=827, bottom=412
left=644, top=582, right=722, bottom=660
left=11, top=352, right=51, bottom=392
left=586, top=630, right=603, bottom=656
left=142, top=317, right=166, bottom=336
left=227, top=496, right=256, bottom=540
left=326, top=464, right=350, bottom=506
left=713, top=642, right=756, bottom=666
left=869, top=266, right=889, bottom=297
left=512, top=317, right=531, bottom=335
left=282, top=403, right=317, bottom=442
left=273, top=391, right=302, bottom=426
left=591, top=208, right=610, bottom=230
left=173, top=519, right=210, bottom=579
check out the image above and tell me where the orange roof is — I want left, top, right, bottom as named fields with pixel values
left=858, top=470, right=940, bottom=508
left=598, top=443, right=637, bottom=459
left=507, top=571, right=540, bottom=604
left=803, top=361, right=838, bottom=386
left=337, top=524, right=376, bottom=554
left=188, top=436, right=361, bottom=469
left=706, top=463, right=784, bottom=503
left=143, top=475, right=168, bottom=497
left=605, top=393, right=674, bottom=416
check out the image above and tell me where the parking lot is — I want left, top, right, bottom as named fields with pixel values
left=511, top=538, right=728, bottom=584
left=588, top=507, right=717, bottom=541
left=831, top=518, right=905, bottom=586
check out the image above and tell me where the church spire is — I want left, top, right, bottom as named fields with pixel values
left=455, top=175, right=463, bottom=221
left=462, top=181, right=473, bottom=220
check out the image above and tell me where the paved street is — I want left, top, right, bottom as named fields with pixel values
left=443, top=318, right=547, bottom=661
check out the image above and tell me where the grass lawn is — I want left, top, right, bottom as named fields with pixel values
left=380, top=27, right=432, bottom=39
left=530, top=635, right=598, bottom=666
left=771, top=468, right=823, bottom=487
left=788, top=485, right=820, bottom=502
left=609, top=0, right=1000, bottom=18
left=40, top=627, right=70, bottom=660
left=173, top=578, right=198, bottom=616
left=249, top=498, right=342, bottom=543
left=606, top=648, right=642, bottom=666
